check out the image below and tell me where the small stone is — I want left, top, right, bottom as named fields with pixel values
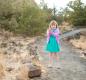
left=28, top=64, right=41, bottom=78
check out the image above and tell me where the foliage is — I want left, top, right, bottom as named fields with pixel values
left=0, top=0, right=48, bottom=36
left=63, top=0, right=86, bottom=28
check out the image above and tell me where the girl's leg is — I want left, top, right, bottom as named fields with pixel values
left=53, top=53, right=59, bottom=62
left=53, top=53, right=61, bottom=68
left=48, top=53, right=53, bottom=67
left=49, top=53, right=53, bottom=64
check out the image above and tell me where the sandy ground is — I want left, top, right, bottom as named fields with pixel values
left=0, top=34, right=86, bottom=80
left=31, top=38, right=86, bottom=80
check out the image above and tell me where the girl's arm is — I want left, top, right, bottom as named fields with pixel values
left=47, top=29, right=51, bottom=37
left=47, top=28, right=60, bottom=37
left=51, top=28, right=60, bottom=37
left=46, top=29, right=51, bottom=43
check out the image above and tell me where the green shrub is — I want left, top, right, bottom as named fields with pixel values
left=0, top=0, right=48, bottom=36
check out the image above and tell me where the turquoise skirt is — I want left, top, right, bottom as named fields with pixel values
left=46, top=35, right=60, bottom=53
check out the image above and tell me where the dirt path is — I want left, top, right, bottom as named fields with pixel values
left=0, top=34, right=86, bottom=80
left=31, top=38, right=86, bottom=80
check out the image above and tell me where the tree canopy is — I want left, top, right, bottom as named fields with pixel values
left=63, top=0, right=86, bottom=28
left=0, top=0, right=48, bottom=36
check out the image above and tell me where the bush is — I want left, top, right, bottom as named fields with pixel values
left=68, top=0, right=86, bottom=27
left=0, top=0, right=48, bottom=36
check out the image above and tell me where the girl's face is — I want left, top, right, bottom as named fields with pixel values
left=51, top=22, right=57, bottom=29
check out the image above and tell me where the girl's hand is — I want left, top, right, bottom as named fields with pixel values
left=48, top=28, right=51, bottom=32
left=47, top=28, right=52, bottom=36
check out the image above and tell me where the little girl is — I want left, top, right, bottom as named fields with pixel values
left=46, top=20, right=61, bottom=67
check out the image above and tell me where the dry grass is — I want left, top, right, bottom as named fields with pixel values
left=16, top=65, right=29, bottom=80
left=0, top=32, right=46, bottom=80
left=0, top=51, right=46, bottom=80
left=70, top=36, right=86, bottom=50
left=0, top=63, right=5, bottom=79
left=0, top=53, right=6, bottom=79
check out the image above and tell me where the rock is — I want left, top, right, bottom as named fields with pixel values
left=82, top=51, right=86, bottom=56
left=80, top=32, right=86, bottom=36
left=28, top=64, right=41, bottom=78
left=80, top=50, right=86, bottom=59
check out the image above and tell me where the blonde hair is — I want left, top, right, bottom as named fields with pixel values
left=49, top=20, right=58, bottom=29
